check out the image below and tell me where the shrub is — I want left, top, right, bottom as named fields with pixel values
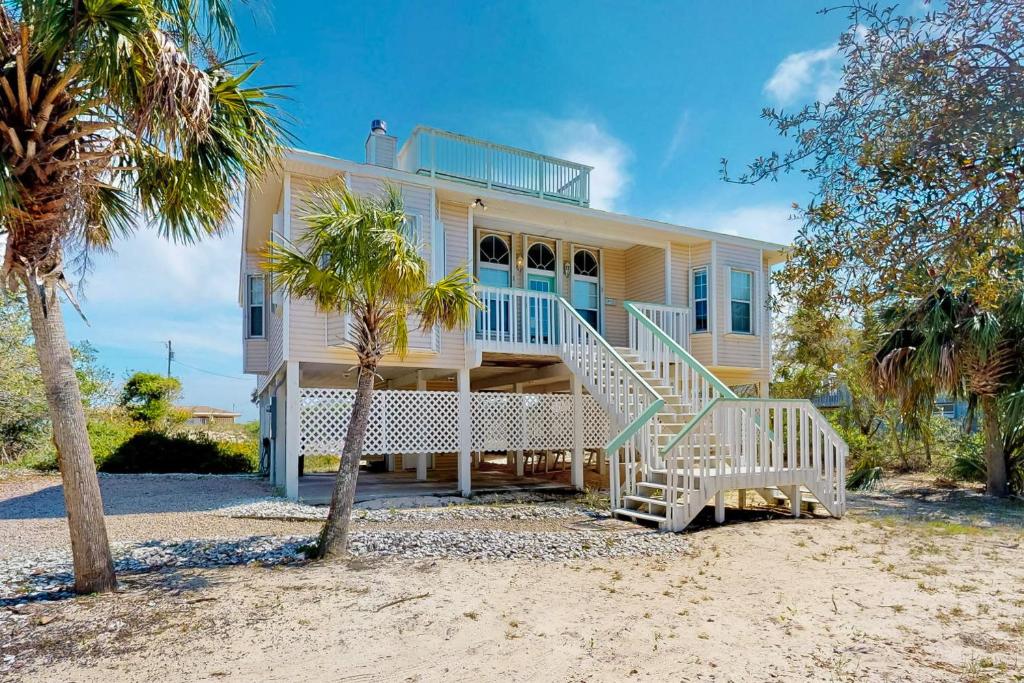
left=18, top=412, right=140, bottom=471
left=101, top=431, right=257, bottom=474
left=119, top=372, right=182, bottom=426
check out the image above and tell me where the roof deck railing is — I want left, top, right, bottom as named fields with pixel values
left=397, top=126, right=591, bottom=206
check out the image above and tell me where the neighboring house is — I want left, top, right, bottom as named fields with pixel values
left=812, top=383, right=970, bottom=423
left=241, top=121, right=847, bottom=530
left=184, top=405, right=241, bottom=426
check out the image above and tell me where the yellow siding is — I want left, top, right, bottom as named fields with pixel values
left=624, top=245, right=665, bottom=305
left=287, top=173, right=469, bottom=370
left=688, top=243, right=713, bottom=366
left=715, top=242, right=763, bottom=369
left=602, top=248, right=627, bottom=346
left=669, top=242, right=690, bottom=308
left=242, top=253, right=270, bottom=374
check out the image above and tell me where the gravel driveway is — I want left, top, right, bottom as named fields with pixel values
left=0, top=472, right=320, bottom=558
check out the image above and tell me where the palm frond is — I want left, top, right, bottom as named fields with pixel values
left=264, top=182, right=476, bottom=364
left=417, top=266, right=479, bottom=332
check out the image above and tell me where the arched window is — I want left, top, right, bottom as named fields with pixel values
left=571, top=249, right=600, bottom=329
left=573, top=249, right=599, bottom=277
left=527, top=243, right=555, bottom=272
left=478, top=235, right=510, bottom=266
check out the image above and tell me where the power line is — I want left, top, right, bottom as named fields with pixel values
left=171, top=358, right=251, bottom=382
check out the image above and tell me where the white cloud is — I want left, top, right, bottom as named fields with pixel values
left=663, top=202, right=799, bottom=246
left=535, top=117, right=632, bottom=212
left=79, top=216, right=241, bottom=309
left=764, top=45, right=842, bottom=105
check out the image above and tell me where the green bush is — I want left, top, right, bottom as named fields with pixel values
left=19, top=412, right=140, bottom=471
left=100, top=431, right=257, bottom=474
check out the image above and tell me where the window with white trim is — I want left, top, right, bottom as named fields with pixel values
left=247, top=274, right=265, bottom=338
left=571, top=248, right=600, bottom=329
left=730, top=269, right=753, bottom=334
left=693, top=267, right=708, bottom=332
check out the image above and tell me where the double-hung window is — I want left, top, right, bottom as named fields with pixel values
left=247, top=274, right=265, bottom=338
left=693, top=267, right=708, bottom=332
left=730, top=269, right=753, bottom=334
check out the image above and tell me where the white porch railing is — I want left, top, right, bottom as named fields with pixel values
left=625, top=301, right=732, bottom=416
left=298, top=388, right=610, bottom=456
left=627, top=301, right=689, bottom=352
left=662, top=399, right=847, bottom=530
left=472, top=289, right=667, bottom=508
left=398, top=126, right=592, bottom=206
left=474, top=285, right=561, bottom=355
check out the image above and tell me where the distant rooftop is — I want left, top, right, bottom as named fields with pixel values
left=183, top=405, right=241, bottom=417
left=396, top=125, right=592, bottom=207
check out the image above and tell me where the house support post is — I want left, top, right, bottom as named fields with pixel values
left=785, top=485, right=801, bottom=518
left=514, top=382, right=525, bottom=477
left=570, top=375, right=584, bottom=490
left=714, top=491, right=725, bottom=524
left=457, top=368, right=471, bottom=496
left=284, top=361, right=300, bottom=500
left=416, top=371, right=428, bottom=480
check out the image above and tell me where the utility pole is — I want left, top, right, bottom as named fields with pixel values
left=165, top=340, right=174, bottom=378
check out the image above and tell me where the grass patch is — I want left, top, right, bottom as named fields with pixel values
left=303, top=454, right=341, bottom=473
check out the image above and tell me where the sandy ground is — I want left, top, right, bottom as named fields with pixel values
left=2, top=473, right=1023, bottom=682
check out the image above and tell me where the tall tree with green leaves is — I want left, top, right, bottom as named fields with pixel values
left=725, top=0, right=1023, bottom=313
left=264, top=182, right=477, bottom=559
left=0, top=291, right=46, bottom=461
left=727, top=0, right=1023, bottom=494
left=119, top=371, right=181, bottom=426
left=0, top=2, right=286, bottom=592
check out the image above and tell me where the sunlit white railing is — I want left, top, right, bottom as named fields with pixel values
left=556, top=297, right=664, bottom=509
left=474, top=285, right=561, bottom=354
left=625, top=302, right=732, bottom=416
left=398, top=126, right=592, bottom=206
left=628, top=301, right=689, bottom=352
left=662, top=399, right=847, bottom=530
left=472, top=286, right=664, bottom=507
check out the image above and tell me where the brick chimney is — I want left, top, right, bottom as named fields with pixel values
left=365, top=119, right=397, bottom=168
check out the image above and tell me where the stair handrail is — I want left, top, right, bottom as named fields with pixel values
left=556, top=297, right=664, bottom=508
left=556, top=296, right=664, bottom=435
left=624, top=301, right=735, bottom=400
left=661, top=398, right=848, bottom=523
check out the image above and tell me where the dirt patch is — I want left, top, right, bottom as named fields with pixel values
left=3, top=475, right=1023, bottom=681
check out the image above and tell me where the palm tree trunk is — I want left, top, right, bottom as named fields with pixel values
left=24, top=279, right=117, bottom=593
left=980, top=395, right=1009, bottom=497
left=315, top=365, right=376, bottom=559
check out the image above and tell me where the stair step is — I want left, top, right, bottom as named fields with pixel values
left=614, top=508, right=667, bottom=524
left=624, top=494, right=669, bottom=507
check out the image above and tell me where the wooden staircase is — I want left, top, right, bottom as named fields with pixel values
left=602, top=307, right=848, bottom=532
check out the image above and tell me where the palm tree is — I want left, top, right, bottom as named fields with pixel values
left=872, top=286, right=1024, bottom=496
left=0, top=2, right=285, bottom=592
left=264, top=181, right=477, bottom=559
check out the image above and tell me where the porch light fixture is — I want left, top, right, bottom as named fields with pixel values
left=473, top=198, right=487, bottom=211
left=515, top=254, right=524, bottom=271
left=562, top=260, right=571, bottom=278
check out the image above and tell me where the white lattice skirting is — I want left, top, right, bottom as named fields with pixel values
left=299, top=388, right=610, bottom=456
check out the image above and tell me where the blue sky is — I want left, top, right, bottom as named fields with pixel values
left=60, top=1, right=859, bottom=420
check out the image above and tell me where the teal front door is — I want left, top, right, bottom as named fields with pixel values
left=527, top=274, right=555, bottom=343
left=478, top=267, right=510, bottom=338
